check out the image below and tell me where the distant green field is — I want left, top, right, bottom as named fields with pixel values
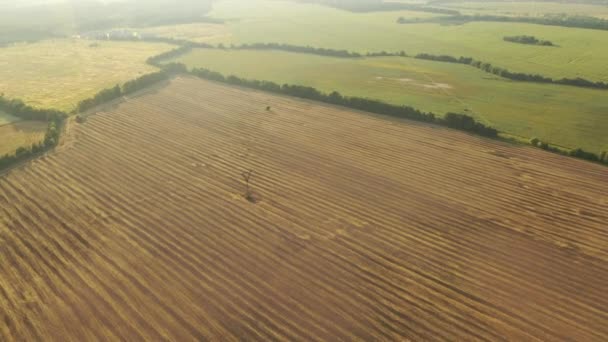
left=137, top=23, right=233, bottom=44
left=0, top=39, right=172, bottom=111
left=171, top=48, right=608, bottom=152
left=205, top=0, right=608, bottom=82
left=436, top=1, right=608, bottom=19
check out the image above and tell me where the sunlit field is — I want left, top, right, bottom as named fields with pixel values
left=206, top=0, right=608, bottom=82
left=0, top=39, right=172, bottom=111
left=437, top=1, right=608, bottom=19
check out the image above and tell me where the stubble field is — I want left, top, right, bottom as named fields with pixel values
left=0, top=77, right=606, bottom=341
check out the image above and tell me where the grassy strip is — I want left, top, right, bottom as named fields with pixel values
left=137, top=35, right=608, bottom=90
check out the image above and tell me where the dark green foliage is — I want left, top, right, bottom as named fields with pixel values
left=0, top=95, right=67, bottom=122
left=147, top=45, right=195, bottom=66
left=530, top=137, right=540, bottom=146
left=77, top=85, right=122, bottom=112
left=504, top=35, right=554, bottom=46
left=122, top=69, right=171, bottom=95
left=367, top=51, right=407, bottom=57
left=235, top=43, right=362, bottom=58
left=442, top=113, right=498, bottom=137
left=569, top=148, right=600, bottom=161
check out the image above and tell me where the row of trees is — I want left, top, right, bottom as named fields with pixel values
left=503, top=35, right=554, bottom=46
left=0, top=94, right=66, bottom=121
left=147, top=45, right=194, bottom=66
left=128, top=37, right=608, bottom=91
left=144, top=40, right=608, bottom=91
left=397, top=13, right=608, bottom=31
left=414, top=53, right=608, bottom=89
left=230, top=43, right=362, bottom=58
left=77, top=64, right=187, bottom=112
left=443, top=14, right=608, bottom=32
left=187, top=65, right=498, bottom=137
left=530, top=138, right=607, bottom=164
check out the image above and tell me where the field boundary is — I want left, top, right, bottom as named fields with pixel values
left=131, top=37, right=608, bottom=89
left=3, top=40, right=606, bottom=175
left=397, top=13, right=608, bottom=32
left=0, top=64, right=183, bottom=174
left=142, top=44, right=608, bottom=165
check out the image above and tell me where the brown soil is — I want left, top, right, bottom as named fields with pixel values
left=0, top=76, right=606, bottom=341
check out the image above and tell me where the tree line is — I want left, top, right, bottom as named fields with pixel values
left=503, top=35, right=554, bottom=46
left=529, top=138, right=607, bottom=164
left=397, top=13, right=608, bottom=31
left=414, top=53, right=608, bottom=89
left=444, top=14, right=608, bottom=32
left=0, top=95, right=66, bottom=121
left=137, top=38, right=608, bottom=91
left=231, top=43, right=362, bottom=58
left=77, top=63, right=186, bottom=112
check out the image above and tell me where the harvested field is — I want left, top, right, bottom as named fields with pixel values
left=0, top=76, right=607, bottom=341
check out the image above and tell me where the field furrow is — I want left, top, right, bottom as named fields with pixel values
left=0, top=76, right=606, bottom=341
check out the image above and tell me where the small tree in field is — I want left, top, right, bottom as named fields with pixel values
left=530, top=137, right=540, bottom=147
left=241, top=169, right=255, bottom=202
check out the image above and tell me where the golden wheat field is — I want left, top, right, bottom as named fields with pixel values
left=0, top=77, right=607, bottom=341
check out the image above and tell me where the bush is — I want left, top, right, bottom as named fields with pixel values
left=530, top=137, right=540, bottom=146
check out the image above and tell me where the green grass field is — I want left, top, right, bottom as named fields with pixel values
left=204, top=0, right=608, bottom=82
left=172, top=48, right=608, bottom=153
left=0, top=39, right=172, bottom=111
left=436, top=1, right=608, bottom=19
